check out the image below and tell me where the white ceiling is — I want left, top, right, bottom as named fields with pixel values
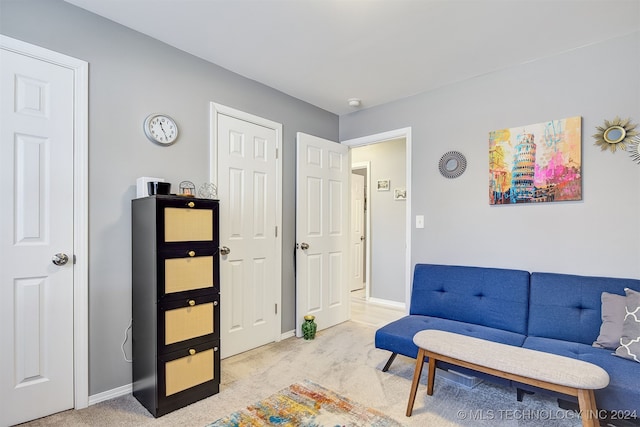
left=65, top=0, right=640, bottom=116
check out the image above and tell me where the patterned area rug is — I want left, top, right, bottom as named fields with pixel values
left=206, top=379, right=404, bottom=426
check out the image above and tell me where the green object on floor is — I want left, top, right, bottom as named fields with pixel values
left=302, top=314, right=317, bottom=340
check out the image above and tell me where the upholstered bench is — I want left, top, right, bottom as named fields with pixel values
left=407, top=330, right=610, bottom=427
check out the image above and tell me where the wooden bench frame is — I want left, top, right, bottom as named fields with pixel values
left=407, top=347, right=601, bottom=427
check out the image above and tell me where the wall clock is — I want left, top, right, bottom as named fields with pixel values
left=143, top=113, right=178, bottom=145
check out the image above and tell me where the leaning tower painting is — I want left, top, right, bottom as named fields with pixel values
left=510, top=133, right=537, bottom=203
left=489, top=116, right=582, bottom=205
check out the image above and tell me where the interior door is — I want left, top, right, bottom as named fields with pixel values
left=295, top=132, right=350, bottom=337
left=350, top=173, right=365, bottom=292
left=216, top=110, right=280, bottom=358
left=0, top=45, right=75, bottom=425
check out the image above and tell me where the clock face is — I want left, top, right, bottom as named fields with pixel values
left=144, top=114, right=178, bottom=145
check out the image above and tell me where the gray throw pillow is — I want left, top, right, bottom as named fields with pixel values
left=615, top=288, right=640, bottom=363
left=593, top=292, right=627, bottom=350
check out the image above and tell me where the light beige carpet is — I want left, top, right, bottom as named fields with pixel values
left=18, top=321, right=582, bottom=426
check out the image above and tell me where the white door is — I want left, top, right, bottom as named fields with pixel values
left=215, top=107, right=281, bottom=358
left=0, top=45, right=75, bottom=425
left=350, top=173, right=365, bottom=292
left=295, top=133, right=350, bottom=337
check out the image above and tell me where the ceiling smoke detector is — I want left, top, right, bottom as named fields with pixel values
left=348, top=98, right=361, bottom=108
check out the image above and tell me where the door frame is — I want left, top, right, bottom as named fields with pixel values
left=351, top=161, right=371, bottom=299
left=209, top=102, right=283, bottom=346
left=0, top=35, right=89, bottom=409
left=342, top=127, right=412, bottom=312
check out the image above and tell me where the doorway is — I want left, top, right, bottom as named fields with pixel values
left=343, top=128, right=412, bottom=311
left=350, top=163, right=369, bottom=297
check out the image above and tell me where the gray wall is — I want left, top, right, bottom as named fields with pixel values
left=341, top=32, right=640, bottom=281
left=4, top=0, right=639, bottom=399
left=352, top=139, right=406, bottom=302
left=1, top=0, right=338, bottom=396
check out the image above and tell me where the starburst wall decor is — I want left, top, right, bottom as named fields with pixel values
left=592, top=116, right=638, bottom=153
left=628, top=136, right=640, bottom=164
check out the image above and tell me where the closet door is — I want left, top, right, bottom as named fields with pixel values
left=1, top=40, right=81, bottom=426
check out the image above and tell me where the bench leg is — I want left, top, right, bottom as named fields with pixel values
left=516, top=387, right=534, bottom=402
left=406, top=348, right=427, bottom=417
left=382, top=352, right=398, bottom=372
left=577, top=389, right=600, bottom=427
left=426, top=355, right=436, bottom=396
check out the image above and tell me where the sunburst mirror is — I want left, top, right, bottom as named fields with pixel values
left=593, top=117, right=638, bottom=153
left=628, top=136, right=640, bottom=164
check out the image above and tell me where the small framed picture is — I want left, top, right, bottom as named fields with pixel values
left=377, top=179, right=390, bottom=191
left=394, top=188, right=407, bottom=200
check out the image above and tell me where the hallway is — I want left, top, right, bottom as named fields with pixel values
left=350, top=289, right=404, bottom=328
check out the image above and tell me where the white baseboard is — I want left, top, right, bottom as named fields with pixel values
left=366, top=297, right=406, bottom=311
left=87, top=329, right=325, bottom=406
left=281, top=330, right=295, bottom=340
left=88, top=383, right=132, bottom=406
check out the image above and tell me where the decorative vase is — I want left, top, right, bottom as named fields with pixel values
left=302, top=315, right=317, bottom=340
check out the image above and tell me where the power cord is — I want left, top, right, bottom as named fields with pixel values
left=121, top=318, right=133, bottom=363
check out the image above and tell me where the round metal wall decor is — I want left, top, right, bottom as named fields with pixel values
left=438, top=151, right=467, bottom=178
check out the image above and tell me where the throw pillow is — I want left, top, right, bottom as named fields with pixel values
left=615, top=288, right=640, bottom=363
left=593, top=292, right=627, bottom=350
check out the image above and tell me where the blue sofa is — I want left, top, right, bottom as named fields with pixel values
left=375, top=264, right=640, bottom=416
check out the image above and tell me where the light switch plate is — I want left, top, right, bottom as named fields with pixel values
left=416, top=215, right=424, bottom=228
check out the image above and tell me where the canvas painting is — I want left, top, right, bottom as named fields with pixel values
left=489, top=116, right=582, bottom=205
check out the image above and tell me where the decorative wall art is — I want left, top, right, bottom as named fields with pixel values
left=592, top=117, right=638, bottom=153
left=628, top=136, right=640, bottom=164
left=377, top=179, right=390, bottom=191
left=394, top=188, right=407, bottom=200
left=438, top=151, right=467, bottom=178
left=489, top=116, right=582, bottom=205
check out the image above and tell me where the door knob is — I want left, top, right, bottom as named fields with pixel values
left=52, top=253, right=69, bottom=266
left=300, top=242, right=309, bottom=250
left=219, top=246, right=231, bottom=255
left=360, top=236, right=365, bottom=241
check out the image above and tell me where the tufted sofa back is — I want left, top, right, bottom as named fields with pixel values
left=528, top=272, right=640, bottom=345
left=410, top=264, right=530, bottom=335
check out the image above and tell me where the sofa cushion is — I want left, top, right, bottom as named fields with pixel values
left=409, top=264, right=530, bottom=335
left=528, top=272, right=639, bottom=345
left=615, top=288, right=640, bottom=363
left=523, top=336, right=640, bottom=413
left=593, top=292, right=627, bottom=350
left=374, top=315, right=526, bottom=360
